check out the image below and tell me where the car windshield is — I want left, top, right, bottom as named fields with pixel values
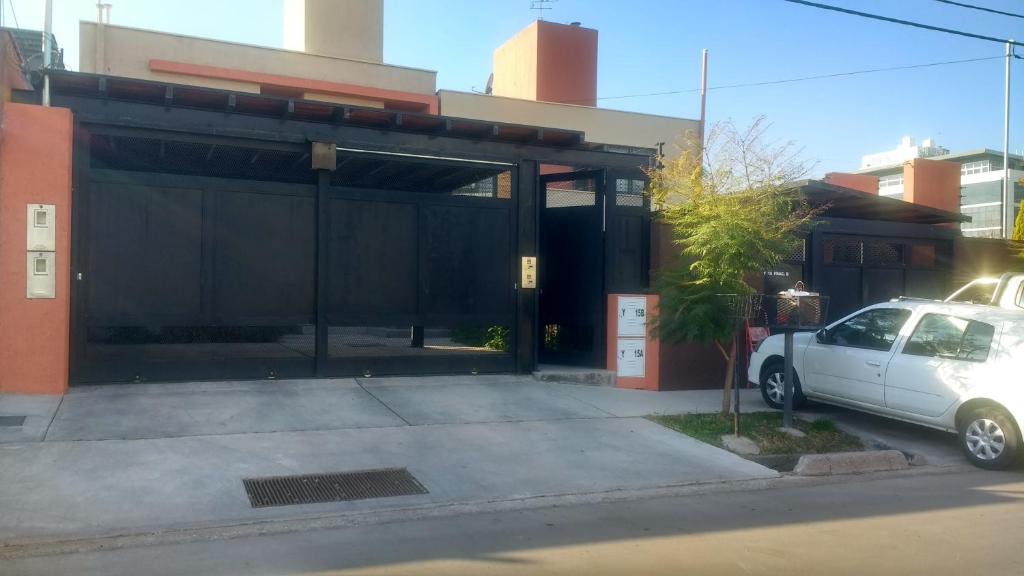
left=947, top=281, right=997, bottom=305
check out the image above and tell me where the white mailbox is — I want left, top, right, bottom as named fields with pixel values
left=27, top=204, right=56, bottom=252
left=26, top=252, right=56, bottom=299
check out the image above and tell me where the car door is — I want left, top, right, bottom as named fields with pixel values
left=803, top=307, right=913, bottom=407
left=884, top=313, right=998, bottom=418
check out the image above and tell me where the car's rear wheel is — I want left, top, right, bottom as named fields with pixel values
left=959, top=407, right=1021, bottom=470
left=759, top=361, right=806, bottom=410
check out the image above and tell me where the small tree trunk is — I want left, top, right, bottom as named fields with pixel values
left=715, top=341, right=736, bottom=417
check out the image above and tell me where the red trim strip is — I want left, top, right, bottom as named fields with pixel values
left=149, top=59, right=438, bottom=113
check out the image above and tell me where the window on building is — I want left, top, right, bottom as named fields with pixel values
left=961, top=181, right=1003, bottom=206
left=961, top=160, right=992, bottom=175
left=902, top=314, right=994, bottom=363
left=879, top=174, right=904, bottom=188
left=962, top=205, right=1003, bottom=231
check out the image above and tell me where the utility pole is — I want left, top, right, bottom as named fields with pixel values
left=42, top=0, right=53, bottom=107
left=698, top=49, right=708, bottom=154
left=1003, top=40, right=1013, bottom=238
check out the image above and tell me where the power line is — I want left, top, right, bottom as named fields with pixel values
left=580, top=54, right=1002, bottom=103
left=781, top=0, right=1023, bottom=46
left=932, top=0, right=1024, bottom=20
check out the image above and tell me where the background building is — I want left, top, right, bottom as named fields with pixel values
left=77, top=1, right=697, bottom=158
left=859, top=138, right=1024, bottom=238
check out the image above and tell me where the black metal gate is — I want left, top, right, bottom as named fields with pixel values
left=71, top=132, right=516, bottom=383
left=814, top=234, right=953, bottom=321
left=322, top=152, right=516, bottom=377
left=538, top=171, right=606, bottom=367
left=536, top=169, right=651, bottom=368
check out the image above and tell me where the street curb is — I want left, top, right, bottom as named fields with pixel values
left=794, top=450, right=909, bottom=476
left=0, top=463, right=969, bottom=560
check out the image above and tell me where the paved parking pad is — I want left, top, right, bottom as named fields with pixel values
left=44, top=379, right=406, bottom=441
left=0, top=416, right=776, bottom=543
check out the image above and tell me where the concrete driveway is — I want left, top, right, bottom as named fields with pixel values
left=797, top=402, right=965, bottom=467
left=0, top=377, right=774, bottom=547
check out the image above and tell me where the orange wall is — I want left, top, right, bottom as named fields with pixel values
left=824, top=172, right=879, bottom=195
left=0, top=103, right=73, bottom=394
left=535, top=22, right=598, bottom=106
left=606, top=294, right=661, bottom=391
left=904, top=158, right=961, bottom=216
left=492, top=21, right=598, bottom=107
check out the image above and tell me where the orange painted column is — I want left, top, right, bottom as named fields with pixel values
left=0, top=103, right=73, bottom=394
left=606, top=294, right=661, bottom=390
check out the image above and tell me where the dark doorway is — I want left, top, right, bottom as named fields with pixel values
left=538, top=171, right=606, bottom=367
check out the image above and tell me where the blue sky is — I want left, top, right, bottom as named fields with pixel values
left=4, top=0, right=1022, bottom=174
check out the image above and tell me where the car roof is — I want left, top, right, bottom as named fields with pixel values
left=864, top=299, right=1024, bottom=323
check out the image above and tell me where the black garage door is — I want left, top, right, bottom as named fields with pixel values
left=72, top=133, right=516, bottom=383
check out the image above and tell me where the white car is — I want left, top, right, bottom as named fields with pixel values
left=748, top=300, right=1024, bottom=469
left=945, top=273, right=1024, bottom=310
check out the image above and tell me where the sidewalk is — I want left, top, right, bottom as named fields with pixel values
left=0, top=377, right=774, bottom=548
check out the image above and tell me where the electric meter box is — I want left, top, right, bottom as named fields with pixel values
left=27, top=204, right=56, bottom=252
left=27, top=252, right=56, bottom=299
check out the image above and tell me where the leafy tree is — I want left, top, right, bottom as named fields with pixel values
left=1012, top=199, right=1024, bottom=242
left=648, top=117, right=821, bottom=415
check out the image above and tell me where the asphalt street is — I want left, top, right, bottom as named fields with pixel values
left=5, top=467, right=1023, bottom=575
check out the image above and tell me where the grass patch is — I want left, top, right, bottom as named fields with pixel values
left=648, top=412, right=863, bottom=455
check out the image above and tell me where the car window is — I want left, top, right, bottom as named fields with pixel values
left=829, top=308, right=912, bottom=351
left=949, top=282, right=996, bottom=305
left=902, top=313, right=995, bottom=363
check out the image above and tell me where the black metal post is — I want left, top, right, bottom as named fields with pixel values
left=315, top=169, right=329, bottom=376
left=783, top=330, right=794, bottom=429
left=410, top=326, right=424, bottom=348
left=733, top=315, right=742, bottom=436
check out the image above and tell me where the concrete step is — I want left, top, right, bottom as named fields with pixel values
left=533, top=365, right=616, bottom=387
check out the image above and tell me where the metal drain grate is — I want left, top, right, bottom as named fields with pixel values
left=0, top=416, right=26, bottom=428
left=242, top=467, right=428, bottom=508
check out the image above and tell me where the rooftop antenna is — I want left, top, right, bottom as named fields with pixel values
left=530, top=0, right=556, bottom=20
left=97, top=2, right=111, bottom=23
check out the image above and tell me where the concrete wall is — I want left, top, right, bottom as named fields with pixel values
left=80, top=22, right=435, bottom=107
left=438, top=90, right=698, bottom=158
left=492, top=23, right=538, bottom=102
left=904, top=158, right=961, bottom=216
left=1, top=32, right=30, bottom=104
left=0, top=103, right=73, bottom=395
left=311, top=0, right=382, bottom=63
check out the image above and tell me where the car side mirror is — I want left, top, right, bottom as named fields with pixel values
left=815, top=328, right=830, bottom=344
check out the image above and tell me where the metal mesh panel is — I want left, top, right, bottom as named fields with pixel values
left=614, top=178, right=646, bottom=207
left=782, top=239, right=806, bottom=262
left=823, top=238, right=862, bottom=265
left=332, top=155, right=512, bottom=197
left=545, top=178, right=597, bottom=207
left=863, top=241, right=904, bottom=266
